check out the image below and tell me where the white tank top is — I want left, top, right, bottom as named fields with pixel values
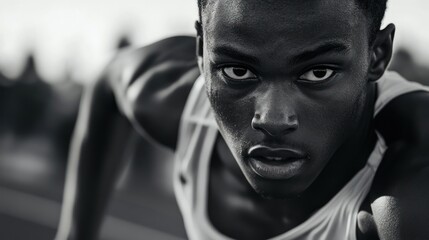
left=173, top=71, right=429, bottom=240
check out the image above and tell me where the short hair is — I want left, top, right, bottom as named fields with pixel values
left=197, top=0, right=388, bottom=44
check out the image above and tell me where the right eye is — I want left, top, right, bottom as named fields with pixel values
left=222, top=66, right=257, bottom=81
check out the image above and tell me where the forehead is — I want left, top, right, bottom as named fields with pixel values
left=203, top=0, right=367, bottom=58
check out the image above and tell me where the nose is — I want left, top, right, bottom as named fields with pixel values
left=251, top=87, right=299, bottom=137
left=252, top=113, right=298, bottom=137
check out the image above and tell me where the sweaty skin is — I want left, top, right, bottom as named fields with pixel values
left=56, top=1, right=429, bottom=240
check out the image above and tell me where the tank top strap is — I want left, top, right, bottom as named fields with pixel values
left=174, top=75, right=219, bottom=240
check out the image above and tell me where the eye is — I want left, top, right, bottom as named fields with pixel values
left=222, top=66, right=257, bottom=81
left=299, top=68, right=335, bottom=82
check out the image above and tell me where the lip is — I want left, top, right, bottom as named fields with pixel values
left=247, top=145, right=308, bottom=180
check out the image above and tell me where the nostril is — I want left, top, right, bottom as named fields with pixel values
left=251, top=117, right=261, bottom=131
left=251, top=113, right=298, bottom=137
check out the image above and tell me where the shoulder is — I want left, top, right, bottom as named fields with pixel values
left=371, top=88, right=429, bottom=239
left=103, top=36, right=200, bottom=149
left=104, top=35, right=198, bottom=93
left=375, top=88, right=429, bottom=146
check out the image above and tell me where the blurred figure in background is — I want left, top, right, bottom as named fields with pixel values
left=0, top=53, right=82, bottom=176
left=0, top=54, right=81, bottom=152
left=0, top=52, right=82, bottom=238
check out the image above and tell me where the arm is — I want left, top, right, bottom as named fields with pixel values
left=55, top=75, right=134, bottom=240
left=371, top=91, right=429, bottom=240
left=55, top=36, right=199, bottom=240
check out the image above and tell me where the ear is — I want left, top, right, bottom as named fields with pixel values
left=368, top=24, right=396, bottom=82
left=195, top=21, right=204, bottom=73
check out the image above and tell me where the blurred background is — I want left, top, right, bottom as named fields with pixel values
left=0, top=0, right=428, bottom=239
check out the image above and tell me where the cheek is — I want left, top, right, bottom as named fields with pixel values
left=299, top=80, right=367, bottom=158
left=311, top=90, right=362, bottom=130
left=205, top=74, right=256, bottom=156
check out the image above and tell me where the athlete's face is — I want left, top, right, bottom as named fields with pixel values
left=202, top=0, right=374, bottom=198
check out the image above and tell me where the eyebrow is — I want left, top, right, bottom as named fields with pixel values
left=212, top=41, right=351, bottom=65
left=290, top=41, right=351, bottom=64
left=212, top=45, right=260, bottom=65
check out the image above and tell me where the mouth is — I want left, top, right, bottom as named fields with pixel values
left=247, top=145, right=308, bottom=180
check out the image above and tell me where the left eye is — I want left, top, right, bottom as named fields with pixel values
left=299, top=68, right=335, bottom=82
left=222, top=66, right=257, bottom=81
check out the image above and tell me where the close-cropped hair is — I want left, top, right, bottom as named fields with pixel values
left=197, top=0, right=388, bottom=44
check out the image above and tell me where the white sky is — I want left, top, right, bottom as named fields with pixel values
left=0, top=0, right=427, bottom=83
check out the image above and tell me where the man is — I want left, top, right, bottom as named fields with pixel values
left=56, top=0, right=429, bottom=239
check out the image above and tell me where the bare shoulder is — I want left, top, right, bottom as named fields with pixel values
left=103, top=36, right=200, bottom=150
left=370, top=90, right=429, bottom=239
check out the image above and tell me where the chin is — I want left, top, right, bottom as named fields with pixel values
left=253, top=186, right=303, bottom=200
left=246, top=174, right=309, bottom=199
